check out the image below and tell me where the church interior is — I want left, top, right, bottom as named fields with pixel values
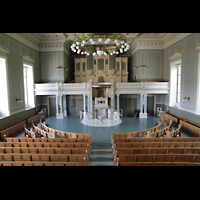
left=0, top=33, right=200, bottom=166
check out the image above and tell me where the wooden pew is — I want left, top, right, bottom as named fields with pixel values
left=26, top=113, right=42, bottom=127
left=115, top=154, right=200, bottom=165
left=113, top=137, right=200, bottom=143
left=0, top=154, right=88, bottom=166
left=0, top=147, right=90, bottom=161
left=113, top=147, right=200, bottom=160
left=117, top=162, right=200, bottom=166
left=5, top=137, right=90, bottom=143
left=180, top=119, right=200, bottom=137
left=0, top=120, right=26, bottom=141
left=0, top=142, right=90, bottom=148
left=0, top=162, right=86, bottom=166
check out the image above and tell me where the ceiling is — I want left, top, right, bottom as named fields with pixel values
left=33, top=33, right=169, bottom=45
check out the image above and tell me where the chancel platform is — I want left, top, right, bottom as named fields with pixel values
left=81, top=118, right=122, bottom=127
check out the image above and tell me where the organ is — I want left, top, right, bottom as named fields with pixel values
left=74, top=55, right=128, bottom=83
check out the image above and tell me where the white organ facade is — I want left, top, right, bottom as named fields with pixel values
left=74, top=55, right=128, bottom=83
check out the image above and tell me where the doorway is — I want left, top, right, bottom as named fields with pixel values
left=147, top=96, right=154, bottom=116
left=49, top=96, right=56, bottom=116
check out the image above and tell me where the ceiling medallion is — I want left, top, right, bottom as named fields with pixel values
left=70, top=33, right=130, bottom=56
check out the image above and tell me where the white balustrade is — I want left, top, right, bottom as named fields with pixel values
left=35, top=81, right=169, bottom=96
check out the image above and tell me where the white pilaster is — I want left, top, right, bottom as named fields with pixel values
left=56, top=95, right=59, bottom=115
left=83, top=94, right=86, bottom=118
left=117, top=94, right=120, bottom=113
left=144, top=93, right=147, bottom=114
left=140, top=93, right=143, bottom=114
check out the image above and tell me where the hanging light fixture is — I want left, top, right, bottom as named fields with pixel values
left=70, top=33, right=130, bottom=56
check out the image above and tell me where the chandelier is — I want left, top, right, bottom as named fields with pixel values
left=70, top=33, right=130, bottom=56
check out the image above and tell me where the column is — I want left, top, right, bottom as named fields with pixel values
left=144, top=94, right=147, bottom=113
left=140, top=94, right=143, bottom=114
left=83, top=94, right=86, bottom=118
left=117, top=94, right=120, bottom=113
left=87, top=95, right=90, bottom=114
left=63, top=95, right=67, bottom=117
left=56, top=95, right=59, bottom=115
left=60, top=95, right=63, bottom=114
left=89, top=91, right=93, bottom=119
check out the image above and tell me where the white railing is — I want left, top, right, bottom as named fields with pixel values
left=35, top=83, right=58, bottom=90
left=63, top=83, right=85, bottom=88
left=117, top=82, right=141, bottom=88
left=35, top=81, right=169, bottom=95
left=116, top=81, right=169, bottom=89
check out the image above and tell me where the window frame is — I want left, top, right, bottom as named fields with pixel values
left=0, top=46, right=10, bottom=118
left=21, top=53, right=35, bottom=110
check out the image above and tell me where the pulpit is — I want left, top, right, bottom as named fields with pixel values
left=94, top=97, right=109, bottom=117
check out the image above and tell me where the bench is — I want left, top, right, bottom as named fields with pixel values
left=0, top=120, right=26, bottom=141
left=113, top=142, right=200, bottom=149
left=113, top=147, right=200, bottom=161
left=0, top=162, right=86, bottom=166
left=5, top=137, right=90, bottom=143
left=115, top=154, right=200, bottom=165
left=117, top=162, right=200, bottom=166
left=0, top=142, right=90, bottom=148
left=26, top=113, right=43, bottom=127
left=112, top=137, right=200, bottom=143
left=0, top=154, right=88, bottom=165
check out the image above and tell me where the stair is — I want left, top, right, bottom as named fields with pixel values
left=89, top=142, right=115, bottom=166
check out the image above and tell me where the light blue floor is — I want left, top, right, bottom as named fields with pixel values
left=15, top=116, right=192, bottom=142
left=44, top=116, right=160, bottom=143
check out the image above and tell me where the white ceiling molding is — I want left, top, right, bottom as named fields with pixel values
left=5, top=33, right=40, bottom=51
left=130, top=33, right=191, bottom=55
left=163, top=33, right=191, bottom=49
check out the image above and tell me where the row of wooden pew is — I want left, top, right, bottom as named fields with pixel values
left=112, top=137, right=200, bottom=166
left=144, top=123, right=181, bottom=138
left=111, top=119, right=173, bottom=143
left=40, top=121, right=91, bottom=139
left=29, top=121, right=91, bottom=140
left=111, top=120, right=165, bottom=140
left=0, top=113, right=43, bottom=141
left=162, top=111, right=200, bottom=137
left=0, top=137, right=91, bottom=166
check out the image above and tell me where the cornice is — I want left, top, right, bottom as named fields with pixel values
left=130, top=33, right=192, bottom=55
left=39, top=42, right=70, bottom=55
left=5, top=33, right=40, bottom=51
left=163, top=33, right=191, bottom=48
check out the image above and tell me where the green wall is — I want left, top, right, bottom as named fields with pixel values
left=0, top=33, right=40, bottom=129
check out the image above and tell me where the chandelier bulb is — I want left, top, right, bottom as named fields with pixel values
left=107, top=38, right=111, bottom=43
